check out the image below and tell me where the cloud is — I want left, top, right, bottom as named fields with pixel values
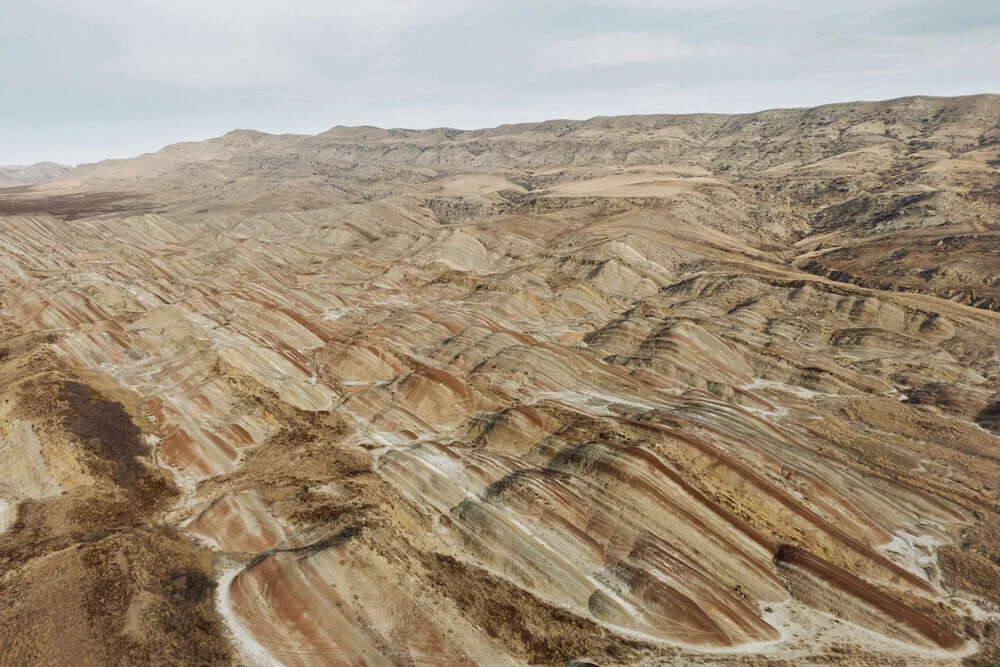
left=1, top=0, right=997, bottom=164
left=126, top=40, right=299, bottom=87
left=539, top=32, right=693, bottom=71
left=75, top=0, right=472, bottom=32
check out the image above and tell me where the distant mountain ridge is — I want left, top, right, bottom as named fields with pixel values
left=0, top=161, right=72, bottom=186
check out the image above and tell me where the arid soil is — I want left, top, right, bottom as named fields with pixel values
left=1, top=94, right=1000, bottom=665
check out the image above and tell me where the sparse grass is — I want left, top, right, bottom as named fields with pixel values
left=59, top=381, right=148, bottom=487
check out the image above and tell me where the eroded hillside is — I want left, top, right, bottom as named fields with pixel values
left=1, top=95, right=1000, bottom=665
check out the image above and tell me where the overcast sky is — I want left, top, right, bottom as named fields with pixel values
left=2, top=0, right=998, bottom=165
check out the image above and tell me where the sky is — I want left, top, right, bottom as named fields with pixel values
left=1, top=0, right=998, bottom=165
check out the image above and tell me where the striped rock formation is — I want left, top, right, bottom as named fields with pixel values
left=1, top=95, right=1000, bottom=665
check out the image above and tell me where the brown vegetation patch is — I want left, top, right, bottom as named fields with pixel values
left=59, top=380, right=149, bottom=487
left=975, top=398, right=1000, bottom=433
left=423, top=553, right=652, bottom=665
left=0, top=527, right=230, bottom=666
left=0, top=190, right=154, bottom=220
left=166, top=566, right=216, bottom=604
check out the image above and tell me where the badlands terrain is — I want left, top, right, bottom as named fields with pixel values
left=1, top=94, right=1000, bottom=665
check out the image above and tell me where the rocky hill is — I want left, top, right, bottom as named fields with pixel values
left=0, top=95, right=999, bottom=665
left=0, top=161, right=72, bottom=186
